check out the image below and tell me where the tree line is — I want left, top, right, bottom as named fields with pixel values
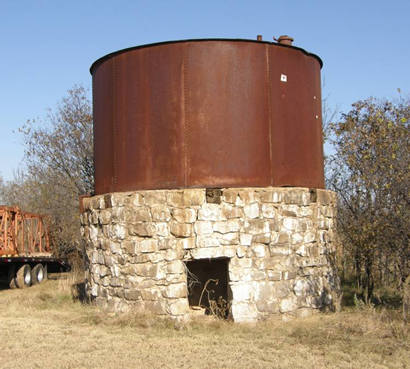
left=0, top=86, right=93, bottom=257
left=0, top=86, right=409, bottom=298
left=326, top=96, right=409, bottom=298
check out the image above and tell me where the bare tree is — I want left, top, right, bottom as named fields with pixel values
left=2, top=86, right=93, bottom=256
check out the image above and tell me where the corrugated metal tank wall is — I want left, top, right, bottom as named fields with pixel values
left=91, top=39, right=324, bottom=194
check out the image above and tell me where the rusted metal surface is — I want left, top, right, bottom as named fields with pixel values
left=276, top=35, right=294, bottom=45
left=0, top=206, right=50, bottom=256
left=91, top=39, right=325, bottom=194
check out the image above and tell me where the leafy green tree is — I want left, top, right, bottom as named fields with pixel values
left=327, top=97, right=409, bottom=298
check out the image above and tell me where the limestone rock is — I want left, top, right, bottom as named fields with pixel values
left=213, top=219, right=241, bottom=233
left=222, top=203, right=243, bottom=219
left=231, top=283, right=253, bottom=301
left=177, top=238, right=195, bottom=250
left=304, top=231, right=316, bottom=243
left=129, top=223, right=156, bottom=237
left=89, top=226, right=98, bottom=242
left=166, top=192, right=184, bottom=207
left=256, top=300, right=279, bottom=313
left=231, top=302, right=258, bottom=322
left=295, top=244, right=308, bottom=256
left=155, top=222, right=169, bottom=237
left=124, top=289, right=141, bottom=301
left=164, top=283, right=187, bottom=298
left=222, top=246, right=236, bottom=258
left=170, top=222, right=193, bottom=238
left=251, top=244, right=266, bottom=258
left=283, top=217, right=298, bottom=231
left=144, top=191, right=166, bottom=206
left=246, top=219, right=270, bottom=234
left=218, top=232, right=239, bottom=245
left=134, top=264, right=159, bottom=278
left=172, top=208, right=197, bottom=223
left=126, top=193, right=144, bottom=207
left=240, top=233, right=253, bottom=246
left=252, top=233, right=271, bottom=244
left=140, top=288, right=162, bottom=300
left=237, top=191, right=257, bottom=205
left=82, top=197, right=92, bottom=211
left=109, top=242, right=121, bottom=254
left=291, top=233, right=304, bottom=245
left=165, top=249, right=183, bottom=261
left=191, top=247, right=223, bottom=259
left=236, top=246, right=247, bottom=258
left=196, top=236, right=220, bottom=248
left=129, top=207, right=152, bottom=222
left=244, top=203, right=259, bottom=219
left=267, top=270, right=282, bottom=281
left=277, top=232, right=290, bottom=244
left=167, top=260, right=185, bottom=274
left=259, top=190, right=282, bottom=203
left=183, top=189, right=205, bottom=206
left=222, top=189, right=239, bottom=204
left=194, top=221, right=213, bottom=235
left=280, top=296, right=298, bottom=313
left=139, top=239, right=158, bottom=253
left=294, top=279, right=311, bottom=296
left=145, top=301, right=167, bottom=315
left=151, top=205, right=171, bottom=222
left=99, top=209, right=111, bottom=225
left=168, top=299, right=189, bottom=315
left=158, top=238, right=176, bottom=250
left=261, top=203, right=276, bottom=218
left=198, top=204, right=225, bottom=221
left=123, top=240, right=136, bottom=255
left=83, top=186, right=339, bottom=321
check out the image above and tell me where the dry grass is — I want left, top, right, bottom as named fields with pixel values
left=0, top=275, right=408, bottom=369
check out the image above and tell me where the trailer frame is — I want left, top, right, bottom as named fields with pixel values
left=0, top=206, right=69, bottom=288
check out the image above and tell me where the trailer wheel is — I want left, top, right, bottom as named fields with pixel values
left=9, top=278, right=17, bottom=289
left=7, top=266, right=17, bottom=289
left=43, top=263, right=48, bottom=280
left=31, top=264, right=45, bottom=285
left=15, top=264, right=32, bottom=288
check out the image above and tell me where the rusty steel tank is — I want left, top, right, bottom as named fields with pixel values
left=90, top=37, right=324, bottom=195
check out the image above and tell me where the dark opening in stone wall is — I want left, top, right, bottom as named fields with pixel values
left=185, top=258, right=231, bottom=319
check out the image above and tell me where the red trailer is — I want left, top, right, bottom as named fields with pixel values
left=0, top=205, right=69, bottom=288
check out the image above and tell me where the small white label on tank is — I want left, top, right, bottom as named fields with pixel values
left=280, top=74, right=287, bottom=82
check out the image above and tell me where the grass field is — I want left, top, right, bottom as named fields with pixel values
left=0, top=275, right=408, bottom=369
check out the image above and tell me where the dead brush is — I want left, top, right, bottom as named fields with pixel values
left=55, top=261, right=87, bottom=302
left=198, top=278, right=232, bottom=320
left=338, top=307, right=409, bottom=344
left=208, top=296, right=232, bottom=320
left=403, top=275, right=410, bottom=323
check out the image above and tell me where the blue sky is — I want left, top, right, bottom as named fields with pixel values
left=1, top=0, right=409, bottom=180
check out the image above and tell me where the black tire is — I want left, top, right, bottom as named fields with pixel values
left=7, top=266, right=17, bottom=289
left=9, top=278, right=17, bottom=289
left=15, top=264, right=32, bottom=288
left=31, top=264, right=45, bottom=285
left=43, top=263, right=48, bottom=281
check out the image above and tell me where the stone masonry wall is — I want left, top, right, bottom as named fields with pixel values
left=81, top=187, right=339, bottom=322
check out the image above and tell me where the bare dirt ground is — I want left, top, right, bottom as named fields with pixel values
left=0, top=276, right=408, bottom=369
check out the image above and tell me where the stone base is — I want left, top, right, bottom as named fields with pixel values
left=81, top=187, right=339, bottom=322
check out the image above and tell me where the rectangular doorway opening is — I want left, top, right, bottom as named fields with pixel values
left=185, top=258, right=231, bottom=319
